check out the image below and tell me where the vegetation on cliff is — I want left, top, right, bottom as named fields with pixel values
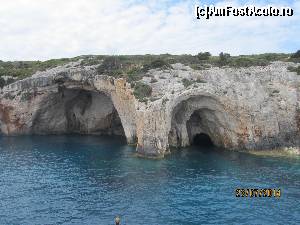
left=133, top=82, right=152, bottom=101
left=0, top=58, right=74, bottom=79
left=0, top=51, right=299, bottom=88
left=287, top=65, right=300, bottom=75
left=291, top=50, right=300, bottom=60
left=182, top=78, right=194, bottom=88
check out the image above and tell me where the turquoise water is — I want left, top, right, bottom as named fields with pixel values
left=0, top=135, right=299, bottom=225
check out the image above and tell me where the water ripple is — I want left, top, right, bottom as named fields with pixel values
left=0, top=135, right=299, bottom=225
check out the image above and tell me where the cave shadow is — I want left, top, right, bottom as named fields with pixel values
left=192, top=133, right=214, bottom=147
left=190, top=133, right=218, bottom=153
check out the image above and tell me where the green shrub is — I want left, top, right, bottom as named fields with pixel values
left=162, top=97, right=169, bottom=106
left=0, top=58, right=72, bottom=79
left=229, top=57, right=269, bottom=67
left=196, top=78, right=206, bottom=83
left=0, top=53, right=294, bottom=81
left=0, top=77, right=5, bottom=88
left=190, top=64, right=211, bottom=70
left=287, top=66, right=300, bottom=75
left=142, top=59, right=172, bottom=71
left=80, top=55, right=106, bottom=66
left=182, top=78, right=194, bottom=88
left=291, top=50, right=300, bottom=59
left=252, top=53, right=288, bottom=61
left=3, top=92, right=14, bottom=100
left=150, top=96, right=160, bottom=102
left=126, top=67, right=143, bottom=83
left=97, top=56, right=123, bottom=76
left=287, top=66, right=295, bottom=71
left=0, top=77, right=15, bottom=88
left=6, top=78, right=14, bottom=85
left=20, top=92, right=33, bottom=101
left=218, top=52, right=231, bottom=66
left=38, top=58, right=71, bottom=70
left=197, top=52, right=211, bottom=60
left=133, top=82, right=152, bottom=101
left=150, top=78, right=158, bottom=83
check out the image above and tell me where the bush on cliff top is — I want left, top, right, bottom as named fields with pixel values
left=213, top=53, right=276, bottom=68
left=182, top=78, right=194, bottom=88
left=80, top=55, right=106, bottom=66
left=218, top=52, right=231, bottom=65
left=0, top=76, right=16, bottom=88
left=96, top=56, right=123, bottom=77
left=193, top=52, right=290, bottom=68
left=0, top=77, right=5, bottom=88
left=291, top=50, right=300, bottom=59
left=228, top=57, right=269, bottom=67
left=289, top=50, right=300, bottom=63
left=0, top=53, right=293, bottom=81
left=142, top=59, right=172, bottom=71
left=133, top=82, right=152, bottom=101
left=125, top=67, right=144, bottom=83
left=0, top=58, right=73, bottom=79
left=197, top=52, right=211, bottom=60
left=287, top=66, right=300, bottom=75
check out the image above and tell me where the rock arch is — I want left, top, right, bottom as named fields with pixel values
left=167, top=90, right=240, bottom=150
left=30, top=77, right=138, bottom=144
left=0, top=75, right=137, bottom=145
left=31, top=87, right=125, bottom=137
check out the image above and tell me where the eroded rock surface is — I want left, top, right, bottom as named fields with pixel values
left=0, top=61, right=299, bottom=157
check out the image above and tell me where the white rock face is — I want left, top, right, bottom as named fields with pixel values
left=0, top=61, right=299, bottom=157
left=0, top=64, right=137, bottom=144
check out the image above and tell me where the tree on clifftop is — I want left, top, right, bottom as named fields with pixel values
left=218, top=52, right=231, bottom=66
left=291, top=50, right=300, bottom=59
left=196, top=52, right=211, bottom=60
left=97, top=56, right=122, bottom=75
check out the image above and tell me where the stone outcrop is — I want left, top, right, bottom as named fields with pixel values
left=0, top=61, right=299, bottom=157
left=0, top=62, right=137, bottom=144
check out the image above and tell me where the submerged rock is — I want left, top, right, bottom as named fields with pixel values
left=0, top=61, right=299, bottom=158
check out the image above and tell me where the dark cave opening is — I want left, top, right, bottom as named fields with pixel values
left=186, top=110, right=215, bottom=148
left=32, top=88, right=125, bottom=137
left=192, top=133, right=214, bottom=147
left=169, top=95, right=236, bottom=151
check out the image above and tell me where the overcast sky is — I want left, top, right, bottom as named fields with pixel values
left=0, top=0, right=299, bottom=61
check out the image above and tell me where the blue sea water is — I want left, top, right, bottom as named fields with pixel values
left=0, top=135, right=299, bottom=225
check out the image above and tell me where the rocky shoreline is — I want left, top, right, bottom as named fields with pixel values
left=248, top=147, right=300, bottom=157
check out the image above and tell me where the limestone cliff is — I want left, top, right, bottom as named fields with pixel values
left=0, top=60, right=299, bottom=157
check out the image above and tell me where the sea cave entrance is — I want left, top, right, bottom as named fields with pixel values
left=191, top=133, right=214, bottom=147
left=32, top=88, right=125, bottom=139
left=168, top=95, right=235, bottom=150
left=186, top=109, right=215, bottom=148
